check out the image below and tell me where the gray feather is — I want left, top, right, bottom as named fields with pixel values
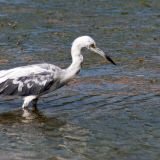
left=0, top=72, right=55, bottom=96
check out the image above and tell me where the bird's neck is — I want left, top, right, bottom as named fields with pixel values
left=62, top=46, right=83, bottom=82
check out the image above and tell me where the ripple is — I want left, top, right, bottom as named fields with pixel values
left=0, top=0, right=160, bottom=159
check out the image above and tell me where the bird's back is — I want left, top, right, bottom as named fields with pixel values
left=0, top=63, right=63, bottom=96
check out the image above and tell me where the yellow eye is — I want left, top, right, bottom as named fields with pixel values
left=90, top=43, right=96, bottom=48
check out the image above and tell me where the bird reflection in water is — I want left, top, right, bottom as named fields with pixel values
left=0, top=107, right=65, bottom=128
left=0, top=107, right=89, bottom=160
left=22, top=107, right=42, bottom=123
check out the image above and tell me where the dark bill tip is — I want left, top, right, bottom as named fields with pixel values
left=105, top=55, right=116, bottom=65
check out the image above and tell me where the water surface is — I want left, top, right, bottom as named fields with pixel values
left=0, top=0, right=160, bottom=159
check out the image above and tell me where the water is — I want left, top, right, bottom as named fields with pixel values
left=0, top=0, right=159, bottom=159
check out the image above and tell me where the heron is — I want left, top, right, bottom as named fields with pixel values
left=0, top=36, right=116, bottom=110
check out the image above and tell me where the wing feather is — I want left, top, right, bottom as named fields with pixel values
left=0, top=72, right=55, bottom=96
left=0, top=63, right=62, bottom=96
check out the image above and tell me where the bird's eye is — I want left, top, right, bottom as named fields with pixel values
left=90, top=43, right=96, bottom=48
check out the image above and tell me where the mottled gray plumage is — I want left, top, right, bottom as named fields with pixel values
left=0, top=63, right=63, bottom=96
left=0, top=72, right=53, bottom=96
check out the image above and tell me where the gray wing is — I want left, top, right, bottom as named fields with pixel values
left=0, top=72, right=58, bottom=96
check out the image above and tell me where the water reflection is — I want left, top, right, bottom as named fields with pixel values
left=22, top=108, right=41, bottom=122
left=0, top=107, right=64, bottom=125
left=0, top=108, right=89, bottom=160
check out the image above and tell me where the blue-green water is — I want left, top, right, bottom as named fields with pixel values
left=0, top=0, right=159, bottom=159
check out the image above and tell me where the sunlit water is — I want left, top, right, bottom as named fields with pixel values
left=0, top=0, right=159, bottom=159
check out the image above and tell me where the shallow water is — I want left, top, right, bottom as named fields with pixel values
left=0, top=0, right=160, bottom=159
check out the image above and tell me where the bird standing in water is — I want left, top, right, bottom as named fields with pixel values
left=0, top=36, right=116, bottom=110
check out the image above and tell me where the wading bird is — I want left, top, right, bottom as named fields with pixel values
left=0, top=36, right=116, bottom=110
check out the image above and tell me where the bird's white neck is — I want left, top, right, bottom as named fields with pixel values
left=62, top=45, right=83, bottom=82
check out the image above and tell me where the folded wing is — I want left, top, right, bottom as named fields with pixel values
left=0, top=63, right=61, bottom=96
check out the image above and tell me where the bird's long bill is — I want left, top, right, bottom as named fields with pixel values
left=90, top=47, right=116, bottom=65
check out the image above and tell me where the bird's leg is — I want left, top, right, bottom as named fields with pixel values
left=32, top=98, right=39, bottom=111
left=22, top=95, right=38, bottom=109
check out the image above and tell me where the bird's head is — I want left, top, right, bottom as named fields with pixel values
left=72, top=36, right=116, bottom=65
